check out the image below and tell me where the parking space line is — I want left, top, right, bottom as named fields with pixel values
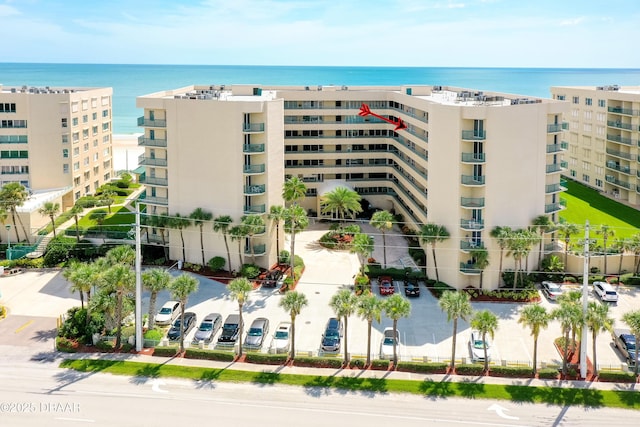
left=519, top=337, right=531, bottom=363
left=14, top=320, right=33, bottom=334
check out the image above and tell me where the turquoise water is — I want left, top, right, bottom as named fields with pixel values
left=1, top=63, right=639, bottom=134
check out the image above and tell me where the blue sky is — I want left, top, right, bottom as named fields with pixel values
left=1, top=0, right=638, bottom=67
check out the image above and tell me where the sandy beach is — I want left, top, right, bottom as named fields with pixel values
left=113, top=134, right=144, bottom=172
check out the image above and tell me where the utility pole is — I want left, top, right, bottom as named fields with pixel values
left=580, top=220, right=589, bottom=379
left=135, top=203, right=143, bottom=352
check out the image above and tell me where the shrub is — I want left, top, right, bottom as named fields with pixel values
left=208, top=256, right=226, bottom=271
left=0, top=305, right=6, bottom=319
left=95, top=340, right=115, bottom=352
left=537, top=368, right=560, bottom=379
left=293, top=255, right=305, bottom=267
left=58, top=307, right=104, bottom=344
left=455, top=364, right=485, bottom=376
left=396, top=361, right=448, bottom=374
left=490, top=366, right=533, bottom=378
left=56, top=336, right=79, bottom=353
left=350, top=359, right=365, bottom=369
left=120, top=343, right=133, bottom=353
left=294, top=356, right=344, bottom=369
left=184, top=349, right=236, bottom=362
left=43, top=239, right=74, bottom=267
left=609, top=277, right=618, bottom=284
left=144, top=328, right=164, bottom=342
left=598, top=371, right=637, bottom=383
left=153, top=346, right=180, bottom=357
left=563, top=275, right=578, bottom=283
left=370, top=359, right=390, bottom=370
left=240, top=263, right=261, bottom=279
left=279, top=250, right=290, bottom=264
left=244, top=353, right=288, bottom=365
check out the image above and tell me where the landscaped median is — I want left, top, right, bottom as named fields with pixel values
left=59, top=358, right=640, bottom=410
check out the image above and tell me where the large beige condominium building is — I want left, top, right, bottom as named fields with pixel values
left=551, top=85, right=640, bottom=208
left=0, top=85, right=113, bottom=241
left=137, top=84, right=567, bottom=289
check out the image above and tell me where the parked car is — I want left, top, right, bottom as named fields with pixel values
left=155, top=300, right=182, bottom=326
left=262, top=269, right=283, bottom=288
left=469, top=330, right=491, bottom=362
left=541, top=281, right=564, bottom=301
left=167, top=312, right=197, bottom=341
left=217, top=314, right=243, bottom=344
left=272, top=322, right=292, bottom=354
left=403, top=279, right=420, bottom=297
left=192, top=313, right=222, bottom=344
left=593, top=281, right=618, bottom=303
left=612, top=329, right=639, bottom=366
left=380, top=327, right=399, bottom=360
left=321, top=317, right=343, bottom=352
left=378, top=276, right=395, bottom=296
left=244, top=317, right=270, bottom=349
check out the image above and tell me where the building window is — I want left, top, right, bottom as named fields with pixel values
left=84, top=185, right=90, bottom=194
left=73, top=162, right=80, bottom=171
left=595, top=178, right=603, bottom=187
left=584, top=111, right=592, bottom=120
left=61, top=118, right=68, bottom=128
left=93, top=139, right=98, bottom=147
left=585, top=98, right=592, bottom=106
left=84, top=157, right=89, bottom=166
left=74, top=177, right=80, bottom=186
left=74, top=191, right=80, bottom=200
left=582, top=174, right=590, bottom=183
left=102, top=135, right=110, bottom=144
left=104, top=172, right=110, bottom=181
left=92, top=112, right=97, bottom=120
left=570, top=169, right=576, bottom=177
left=572, top=96, right=579, bottom=104
left=0, top=150, right=28, bottom=159
left=598, top=99, right=605, bottom=108
left=93, top=153, right=99, bottom=161
left=72, top=117, right=78, bottom=126
left=82, top=115, right=88, bottom=123
left=62, top=134, right=69, bottom=143
left=102, top=122, right=110, bottom=131
left=92, top=98, right=98, bottom=108
left=92, top=126, right=98, bottom=135
left=63, top=164, right=70, bottom=174
left=556, top=95, right=565, bottom=101
left=83, top=143, right=89, bottom=152
left=103, top=148, right=110, bottom=156
left=582, top=161, right=590, bottom=171
left=0, top=103, right=16, bottom=113
left=73, top=147, right=79, bottom=156
left=71, top=103, right=79, bottom=113
left=62, top=149, right=69, bottom=158
left=102, top=109, right=109, bottom=118
left=82, top=129, right=89, bottom=139
left=82, top=100, right=89, bottom=111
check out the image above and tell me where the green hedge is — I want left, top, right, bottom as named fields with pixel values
left=153, top=346, right=179, bottom=357
left=370, top=359, right=390, bottom=370
left=490, top=366, right=533, bottom=377
left=366, top=265, right=426, bottom=281
left=598, top=371, right=637, bottom=383
left=537, top=368, right=559, bottom=379
left=244, top=353, right=288, bottom=365
left=184, top=348, right=235, bottom=362
left=293, top=356, right=344, bottom=369
left=55, top=337, right=79, bottom=353
left=455, top=364, right=485, bottom=376
left=396, top=361, right=448, bottom=374
left=349, top=359, right=365, bottom=369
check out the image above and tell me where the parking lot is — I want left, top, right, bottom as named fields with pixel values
left=1, top=222, right=638, bottom=371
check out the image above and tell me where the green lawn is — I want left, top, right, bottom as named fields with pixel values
left=59, top=359, right=640, bottom=410
left=77, top=206, right=134, bottom=228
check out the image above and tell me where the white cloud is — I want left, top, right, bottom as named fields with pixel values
left=0, top=4, right=20, bottom=17
left=559, top=16, right=585, bottom=26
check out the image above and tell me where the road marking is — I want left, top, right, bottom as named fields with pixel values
left=488, top=404, right=519, bottom=420
left=151, top=378, right=168, bottom=393
left=15, top=320, right=33, bottom=333
left=54, top=418, right=95, bottom=423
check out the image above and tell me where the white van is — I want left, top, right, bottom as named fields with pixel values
left=593, top=281, right=618, bottom=303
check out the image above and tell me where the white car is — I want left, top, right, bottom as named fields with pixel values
left=379, top=327, right=399, bottom=360
left=272, top=322, right=291, bottom=353
left=155, top=300, right=182, bottom=326
left=469, top=330, right=491, bottom=362
left=541, top=281, right=564, bottom=301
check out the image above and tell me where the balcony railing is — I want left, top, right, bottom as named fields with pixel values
left=243, top=143, right=265, bottom=153
left=138, top=155, right=168, bottom=167
left=607, top=134, right=637, bottom=145
left=0, top=135, right=28, bottom=143
left=140, top=176, right=168, bottom=186
left=607, top=120, right=634, bottom=131
left=461, top=175, right=485, bottom=186
left=244, top=184, right=266, bottom=195
left=243, top=123, right=265, bottom=132
left=547, top=123, right=565, bottom=133
left=138, top=136, right=167, bottom=147
left=606, top=148, right=633, bottom=160
left=544, top=200, right=566, bottom=213
left=546, top=162, right=567, bottom=173
left=545, top=183, right=565, bottom=194
left=244, top=244, right=266, bottom=256
left=244, top=204, right=266, bottom=214
left=460, top=197, right=485, bottom=208
left=608, top=106, right=640, bottom=116
left=606, top=161, right=634, bottom=175
left=461, top=130, right=486, bottom=140
left=243, top=164, right=266, bottom=174
left=460, top=241, right=484, bottom=251
left=137, top=116, right=166, bottom=127
left=461, top=152, right=486, bottom=163
left=459, top=262, right=481, bottom=274
left=546, top=143, right=566, bottom=153
left=605, top=175, right=632, bottom=189
left=144, top=196, right=169, bottom=205
left=460, top=219, right=484, bottom=230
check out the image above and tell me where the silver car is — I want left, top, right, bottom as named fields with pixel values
left=272, top=322, right=291, bottom=354
left=244, top=317, right=269, bottom=349
left=192, top=313, right=222, bottom=344
left=469, top=330, right=491, bottom=362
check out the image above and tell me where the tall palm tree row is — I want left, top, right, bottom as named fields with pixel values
left=438, top=290, right=472, bottom=371
left=268, top=205, right=286, bottom=262
left=319, top=186, right=362, bottom=224
left=283, top=204, right=309, bottom=276
left=329, top=289, right=359, bottom=364
left=518, top=304, right=549, bottom=375
left=142, top=268, right=172, bottom=331
left=370, top=210, right=394, bottom=268
left=530, top=215, right=554, bottom=272
left=213, top=215, right=234, bottom=272
left=585, top=301, right=613, bottom=377
left=552, top=293, right=583, bottom=376
left=470, top=309, right=498, bottom=373
left=38, top=201, right=60, bottom=238
left=241, top=214, right=265, bottom=264
left=383, top=293, right=411, bottom=366
left=420, top=223, right=450, bottom=283
left=556, top=222, right=580, bottom=269
left=228, top=277, right=253, bottom=358
left=490, top=226, right=512, bottom=286
left=595, top=224, right=615, bottom=274
left=279, top=290, right=308, bottom=360
left=356, top=292, right=383, bottom=366
left=190, top=207, right=213, bottom=267
left=282, top=176, right=307, bottom=206
left=170, top=273, right=200, bottom=353
left=169, top=213, right=192, bottom=262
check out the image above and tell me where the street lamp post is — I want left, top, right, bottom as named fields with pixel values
left=5, top=224, right=11, bottom=260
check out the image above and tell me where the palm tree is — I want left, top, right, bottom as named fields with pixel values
left=632, top=233, right=640, bottom=275
left=490, top=226, right=512, bottom=286
left=148, top=213, right=171, bottom=261
left=470, top=310, right=499, bottom=373
left=0, top=207, right=7, bottom=243
left=213, top=215, right=234, bottom=272
left=383, top=294, right=411, bottom=366
left=103, top=264, right=135, bottom=349
left=420, top=223, right=450, bottom=283
left=99, top=190, right=117, bottom=213
left=552, top=299, right=583, bottom=376
left=106, top=244, right=135, bottom=267
left=596, top=224, right=615, bottom=274
left=69, top=204, right=83, bottom=243
left=64, top=260, right=93, bottom=309
left=320, top=186, right=362, bottom=225
left=614, top=237, right=633, bottom=275
left=38, top=202, right=60, bottom=238
left=170, top=273, right=200, bottom=353
left=556, top=222, right=580, bottom=268
left=586, top=301, right=614, bottom=377
left=370, top=210, right=394, bottom=267
left=142, top=268, right=172, bottom=331
left=229, top=224, right=247, bottom=269
left=90, top=209, right=108, bottom=242
left=351, top=233, right=374, bottom=276
left=507, top=229, right=535, bottom=289
left=279, top=290, right=308, bottom=360
left=241, top=214, right=265, bottom=264
left=518, top=304, right=550, bottom=375
left=169, top=213, right=192, bottom=262
left=470, top=247, right=489, bottom=289
left=0, top=182, right=30, bottom=243
left=558, top=290, right=583, bottom=345
left=329, top=289, right=358, bottom=364
left=531, top=215, right=554, bottom=272
left=228, top=277, right=253, bottom=358
left=622, top=310, right=640, bottom=375
left=283, top=204, right=309, bottom=275
left=282, top=176, right=307, bottom=205
left=268, top=205, right=286, bottom=263
left=438, top=290, right=472, bottom=371
left=356, top=292, right=383, bottom=366
left=190, top=207, right=212, bottom=267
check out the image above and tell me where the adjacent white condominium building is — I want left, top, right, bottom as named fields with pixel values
left=0, top=85, right=113, bottom=240
left=137, top=84, right=567, bottom=288
left=550, top=85, right=640, bottom=209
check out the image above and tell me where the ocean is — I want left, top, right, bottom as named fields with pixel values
left=1, top=63, right=639, bottom=134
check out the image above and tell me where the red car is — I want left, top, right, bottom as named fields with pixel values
left=378, top=276, right=395, bottom=296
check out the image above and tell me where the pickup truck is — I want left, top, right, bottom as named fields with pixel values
left=612, top=329, right=639, bottom=366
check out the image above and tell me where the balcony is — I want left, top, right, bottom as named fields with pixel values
left=137, top=116, right=166, bottom=127
left=607, top=120, right=635, bottom=131
left=546, top=143, right=567, bottom=153
left=606, top=148, right=633, bottom=160
left=244, top=184, right=266, bottom=195
left=606, top=161, right=634, bottom=175
left=243, top=164, right=266, bottom=174
left=460, top=197, right=485, bottom=208
left=144, top=196, right=169, bottom=206
left=605, top=175, right=632, bottom=190
left=544, top=200, right=566, bottom=214
left=547, top=123, right=565, bottom=133
left=459, top=262, right=481, bottom=275
left=138, top=136, right=167, bottom=147
left=244, top=244, right=266, bottom=256
left=546, top=162, right=567, bottom=173
left=243, top=143, right=265, bottom=154
left=140, top=176, right=168, bottom=186
left=460, top=219, right=484, bottom=230
left=608, top=106, right=640, bottom=116
left=460, top=241, right=484, bottom=251
left=403, top=127, right=429, bottom=143
left=138, top=155, right=168, bottom=167
left=0, top=135, right=28, bottom=143
left=243, top=123, right=265, bottom=133
left=461, top=152, right=486, bottom=163
left=545, top=183, right=566, bottom=194
left=607, top=134, right=637, bottom=146
left=461, top=130, right=486, bottom=140
left=461, top=175, right=485, bottom=186
left=244, top=204, right=266, bottom=214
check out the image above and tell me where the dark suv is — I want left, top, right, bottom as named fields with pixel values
left=262, top=269, right=283, bottom=288
left=217, top=314, right=243, bottom=344
left=321, top=317, right=343, bottom=352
